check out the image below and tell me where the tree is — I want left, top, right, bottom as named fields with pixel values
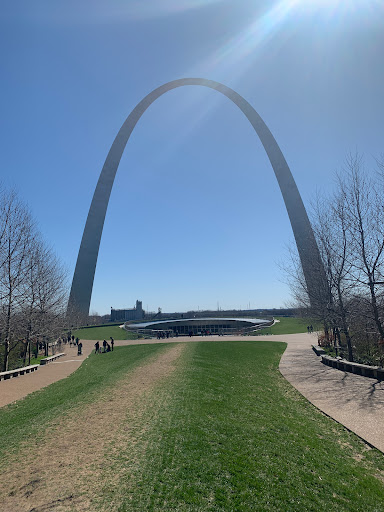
left=0, top=190, right=35, bottom=371
left=0, top=187, right=69, bottom=371
left=21, top=237, right=68, bottom=364
left=312, top=190, right=355, bottom=359
left=284, top=153, right=384, bottom=364
left=340, top=154, right=384, bottom=342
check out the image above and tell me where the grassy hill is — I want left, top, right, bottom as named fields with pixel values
left=0, top=341, right=383, bottom=510
left=258, top=316, right=321, bottom=335
left=72, top=324, right=138, bottom=340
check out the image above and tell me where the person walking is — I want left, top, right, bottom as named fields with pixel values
left=110, top=337, right=114, bottom=351
left=78, top=342, right=83, bottom=356
left=95, top=341, right=100, bottom=354
left=102, top=339, right=107, bottom=353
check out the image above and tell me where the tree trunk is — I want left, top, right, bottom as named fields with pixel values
left=368, top=279, right=384, bottom=340
left=3, top=339, right=9, bottom=372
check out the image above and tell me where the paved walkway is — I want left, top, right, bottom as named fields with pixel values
left=0, top=341, right=94, bottom=408
left=1, top=333, right=383, bottom=452
left=270, top=332, right=384, bottom=453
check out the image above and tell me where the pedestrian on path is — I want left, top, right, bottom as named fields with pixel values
left=95, top=341, right=100, bottom=354
left=110, top=337, right=114, bottom=351
left=78, top=342, right=82, bottom=356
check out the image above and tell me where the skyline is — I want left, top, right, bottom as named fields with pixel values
left=1, top=1, right=383, bottom=315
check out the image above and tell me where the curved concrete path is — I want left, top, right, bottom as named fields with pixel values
left=272, top=332, right=384, bottom=453
left=1, top=333, right=383, bottom=453
left=0, top=341, right=94, bottom=408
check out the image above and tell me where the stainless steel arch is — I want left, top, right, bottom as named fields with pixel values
left=68, top=78, right=327, bottom=315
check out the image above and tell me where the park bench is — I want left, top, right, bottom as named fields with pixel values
left=0, top=364, right=39, bottom=381
left=40, top=353, right=66, bottom=365
left=321, top=355, right=384, bottom=380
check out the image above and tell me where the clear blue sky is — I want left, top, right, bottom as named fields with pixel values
left=1, top=1, right=383, bottom=315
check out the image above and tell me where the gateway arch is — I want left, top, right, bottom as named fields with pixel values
left=68, top=78, right=327, bottom=315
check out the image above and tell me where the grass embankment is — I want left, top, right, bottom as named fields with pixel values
left=1, top=341, right=383, bottom=510
left=0, top=343, right=167, bottom=460
left=72, top=324, right=138, bottom=340
left=102, top=341, right=384, bottom=511
left=260, top=316, right=320, bottom=335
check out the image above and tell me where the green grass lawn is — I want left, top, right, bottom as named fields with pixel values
left=72, top=324, right=138, bottom=340
left=26, top=355, right=45, bottom=365
left=1, top=340, right=383, bottom=511
left=258, top=316, right=320, bottom=335
left=100, top=341, right=384, bottom=511
left=12, top=354, right=45, bottom=368
left=0, top=343, right=168, bottom=460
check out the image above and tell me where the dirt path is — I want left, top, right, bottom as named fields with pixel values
left=0, top=343, right=185, bottom=512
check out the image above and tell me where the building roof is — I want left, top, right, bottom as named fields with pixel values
left=127, top=317, right=270, bottom=329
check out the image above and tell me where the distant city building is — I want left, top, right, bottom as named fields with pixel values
left=111, top=300, right=144, bottom=322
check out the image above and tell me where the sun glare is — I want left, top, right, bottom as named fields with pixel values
left=189, top=0, right=382, bottom=84
left=294, top=0, right=382, bottom=15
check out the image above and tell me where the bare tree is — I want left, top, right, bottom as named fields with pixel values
left=283, top=153, right=384, bottom=363
left=340, top=154, right=384, bottom=342
left=0, top=191, right=35, bottom=371
left=0, top=187, right=69, bottom=371
left=20, top=238, right=68, bottom=363
left=312, top=190, right=355, bottom=359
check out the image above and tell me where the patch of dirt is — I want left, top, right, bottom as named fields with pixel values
left=0, top=343, right=185, bottom=512
left=338, top=440, right=354, bottom=450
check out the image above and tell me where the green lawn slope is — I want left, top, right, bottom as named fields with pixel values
left=0, top=343, right=167, bottom=460
left=259, top=316, right=320, bottom=335
left=72, top=324, right=138, bottom=340
left=103, top=341, right=384, bottom=511
left=1, top=341, right=382, bottom=511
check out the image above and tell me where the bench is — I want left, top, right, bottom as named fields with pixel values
left=321, top=355, right=384, bottom=380
left=40, top=353, right=66, bottom=365
left=0, top=364, right=39, bottom=381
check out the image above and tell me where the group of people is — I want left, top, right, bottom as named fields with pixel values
left=68, top=335, right=83, bottom=355
left=307, top=325, right=314, bottom=333
left=68, top=335, right=80, bottom=347
left=156, top=331, right=173, bottom=339
left=94, top=337, right=114, bottom=354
